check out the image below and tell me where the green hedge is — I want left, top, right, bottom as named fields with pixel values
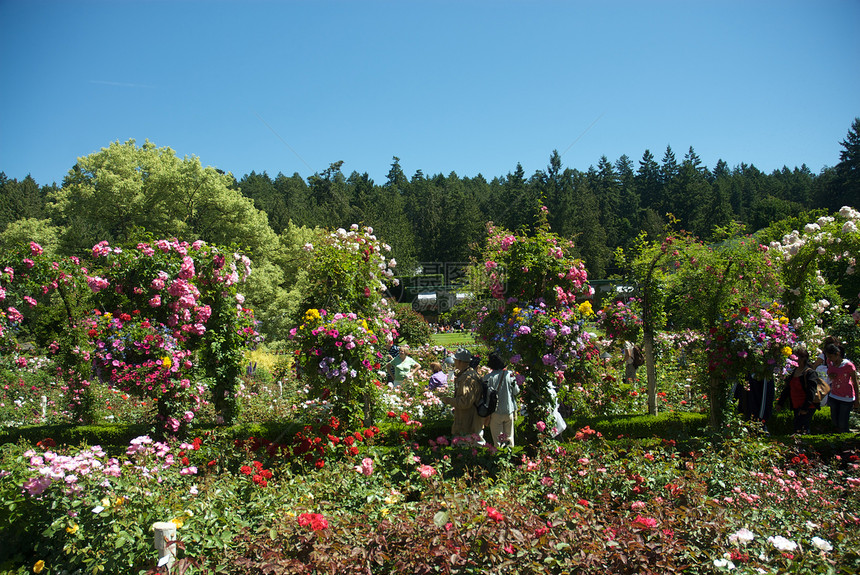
left=567, top=412, right=709, bottom=440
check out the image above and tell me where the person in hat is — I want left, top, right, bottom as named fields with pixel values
left=436, top=347, right=484, bottom=438
left=387, top=344, right=421, bottom=387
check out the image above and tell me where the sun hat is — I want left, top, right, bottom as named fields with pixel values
left=453, top=348, right=472, bottom=362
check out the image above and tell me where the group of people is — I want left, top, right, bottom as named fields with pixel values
left=776, top=337, right=859, bottom=434
left=386, top=345, right=521, bottom=446
left=389, top=334, right=858, bottom=443
left=434, top=349, right=521, bottom=447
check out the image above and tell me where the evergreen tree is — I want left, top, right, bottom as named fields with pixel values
left=829, top=117, right=860, bottom=211
left=659, top=145, right=679, bottom=216
left=589, top=156, right=622, bottom=248
left=307, top=161, right=352, bottom=228
left=636, top=150, right=662, bottom=214
left=615, top=154, right=640, bottom=247
left=499, top=163, right=541, bottom=233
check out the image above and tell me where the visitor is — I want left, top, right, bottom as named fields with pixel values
left=387, top=344, right=421, bottom=387
left=427, top=362, right=448, bottom=390
left=483, top=353, right=519, bottom=447
left=734, top=373, right=775, bottom=432
left=622, top=340, right=638, bottom=384
left=469, top=353, right=481, bottom=370
left=825, top=343, right=859, bottom=433
left=776, top=348, right=820, bottom=434
left=436, top=347, right=484, bottom=439
left=548, top=376, right=568, bottom=438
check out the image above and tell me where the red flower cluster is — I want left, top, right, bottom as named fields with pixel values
left=297, top=512, right=329, bottom=531
left=239, top=460, right=273, bottom=487
left=486, top=506, right=504, bottom=522
left=790, top=453, right=810, bottom=466
left=573, top=426, right=601, bottom=441
left=234, top=416, right=379, bottom=470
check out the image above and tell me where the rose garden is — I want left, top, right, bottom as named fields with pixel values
left=1, top=200, right=859, bottom=574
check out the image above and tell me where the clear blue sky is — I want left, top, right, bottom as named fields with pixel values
left=2, top=0, right=858, bottom=187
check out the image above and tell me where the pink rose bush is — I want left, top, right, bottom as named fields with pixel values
left=0, top=238, right=257, bottom=430
left=474, top=211, right=594, bottom=435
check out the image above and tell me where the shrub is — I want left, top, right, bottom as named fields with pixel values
left=392, top=304, right=431, bottom=347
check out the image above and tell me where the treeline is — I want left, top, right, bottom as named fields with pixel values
left=3, top=119, right=858, bottom=279
left=236, top=135, right=857, bottom=277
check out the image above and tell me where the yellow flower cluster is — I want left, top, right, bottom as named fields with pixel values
left=782, top=346, right=793, bottom=357
left=161, top=357, right=172, bottom=368
left=304, top=308, right=322, bottom=325
left=170, top=509, right=194, bottom=528
left=578, top=301, right=594, bottom=316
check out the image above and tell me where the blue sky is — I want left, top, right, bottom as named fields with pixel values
left=1, top=0, right=858, bottom=187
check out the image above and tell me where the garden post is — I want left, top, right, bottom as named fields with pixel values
left=153, top=521, right=177, bottom=569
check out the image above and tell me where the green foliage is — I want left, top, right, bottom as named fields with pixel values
left=572, top=411, right=709, bottom=439
left=0, top=218, right=60, bottom=258
left=294, top=225, right=397, bottom=322
left=391, top=304, right=431, bottom=347
left=48, top=139, right=279, bottom=257
left=829, top=313, right=860, bottom=364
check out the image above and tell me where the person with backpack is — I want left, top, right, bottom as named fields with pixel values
left=483, top=353, right=520, bottom=447
left=436, top=348, right=484, bottom=440
left=776, top=347, right=823, bottom=434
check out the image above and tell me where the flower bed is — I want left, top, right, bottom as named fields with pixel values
left=2, top=424, right=858, bottom=574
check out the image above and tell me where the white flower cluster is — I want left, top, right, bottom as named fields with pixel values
left=770, top=206, right=859, bottom=263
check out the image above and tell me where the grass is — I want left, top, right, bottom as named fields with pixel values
left=430, top=331, right=476, bottom=347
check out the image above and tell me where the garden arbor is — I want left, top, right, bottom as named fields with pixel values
left=617, top=222, right=789, bottom=429
left=473, top=211, right=595, bottom=436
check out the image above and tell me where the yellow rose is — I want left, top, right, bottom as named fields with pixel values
left=66, top=523, right=79, bottom=534
left=782, top=346, right=792, bottom=357
left=33, top=560, right=45, bottom=574
left=161, top=357, right=171, bottom=368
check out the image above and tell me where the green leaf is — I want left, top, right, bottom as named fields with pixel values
left=433, top=511, right=448, bottom=528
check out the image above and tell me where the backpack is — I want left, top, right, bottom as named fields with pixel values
left=475, top=377, right=499, bottom=418
left=632, top=345, right=645, bottom=367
